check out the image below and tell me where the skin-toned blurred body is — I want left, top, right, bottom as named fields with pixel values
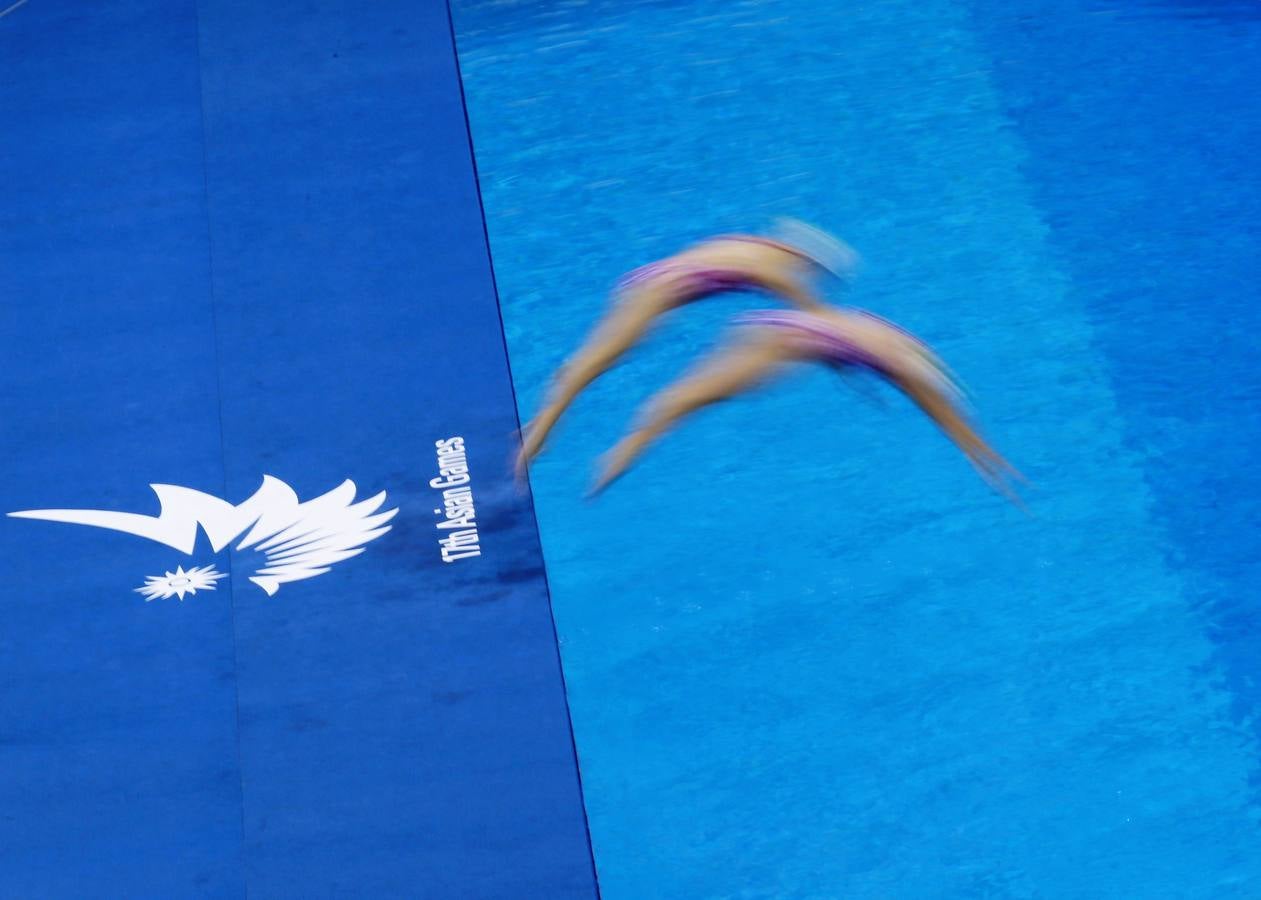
left=590, top=307, right=1021, bottom=503
left=517, top=222, right=858, bottom=472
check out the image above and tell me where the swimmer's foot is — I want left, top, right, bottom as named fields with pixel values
left=587, top=435, right=649, bottom=497
left=586, top=473, right=618, bottom=498
left=586, top=457, right=622, bottom=498
left=588, top=453, right=625, bottom=497
left=515, top=420, right=549, bottom=481
left=513, top=442, right=531, bottom=484
left=517, top=406, right=565, bottom=472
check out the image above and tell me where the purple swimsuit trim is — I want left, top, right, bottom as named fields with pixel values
left=615, top=261, right=757, bottom=298
left=614, top=234, right=801, bottom=298
left=734, top=309, right=898, bottom=376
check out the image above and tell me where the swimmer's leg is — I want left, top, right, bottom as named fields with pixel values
left=589, top=329, right=795, bottom=495
left=518, top=286, right=673, bottom=475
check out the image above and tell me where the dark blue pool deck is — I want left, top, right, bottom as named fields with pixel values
left=0, top=0, right=597, bottom=895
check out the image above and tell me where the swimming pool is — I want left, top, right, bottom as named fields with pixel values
left=451, top=0, right=1261, bottom=895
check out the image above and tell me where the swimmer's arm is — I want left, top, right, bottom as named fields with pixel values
left=883, top=366, right=1025, bottom=506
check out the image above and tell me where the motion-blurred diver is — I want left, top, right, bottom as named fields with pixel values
left=516, top=219, right=858, bottom=474
left=589, top=306, right=1023, bottom=504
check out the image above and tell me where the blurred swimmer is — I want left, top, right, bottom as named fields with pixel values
left=517, top=220, right=859, bottom=473
left=589, top=307, right=1023, bottom=503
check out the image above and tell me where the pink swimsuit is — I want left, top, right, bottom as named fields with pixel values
left=614, top=235, right=810, bottom=301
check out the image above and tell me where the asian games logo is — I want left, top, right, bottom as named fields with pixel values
left=8, top=476, right=397, bottom=602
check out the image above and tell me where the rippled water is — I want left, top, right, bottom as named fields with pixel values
left=453, top=1, right=1261, bottom=895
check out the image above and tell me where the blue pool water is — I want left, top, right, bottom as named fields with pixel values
left=452, top=0, right=1261, bottom=896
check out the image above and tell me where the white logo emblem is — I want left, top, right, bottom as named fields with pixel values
left=9, top=476, right=398, bottom=598
left=136, top=564, right=228, bottom=602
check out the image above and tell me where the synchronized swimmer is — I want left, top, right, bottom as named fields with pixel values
left=518, top=222, right=1021, bottom=503
left=517, top=219, right=859, bottom=471
left=591, top=306, right=1021, bottom=501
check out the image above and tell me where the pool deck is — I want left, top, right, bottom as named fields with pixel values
left=0, top=1, right=596, bottom=895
